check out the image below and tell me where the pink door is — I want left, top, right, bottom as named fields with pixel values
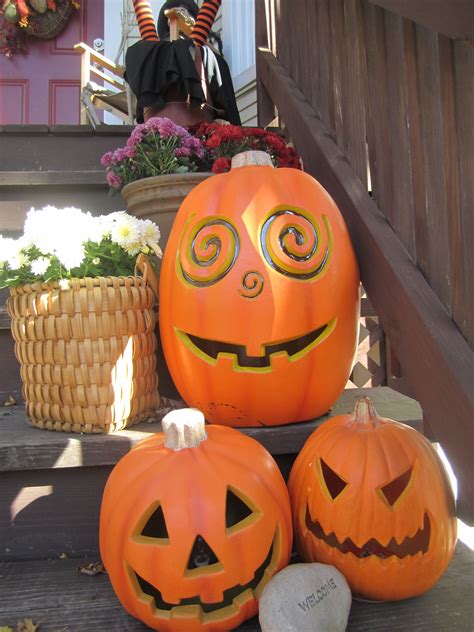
left=0, top=1, right=103, bottom=124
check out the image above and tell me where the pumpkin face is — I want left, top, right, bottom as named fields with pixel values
left=100, top=416, right=292, bottom=631
left=159, top=162, right=360, bottom=426
left=288, top=398, right=457, bottom=601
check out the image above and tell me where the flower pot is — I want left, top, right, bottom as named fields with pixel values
left=121, top=173, right=212, bottom=400
left=121, top=173, right=213, bottom=251
left=7, top=272, right=160, bottom=433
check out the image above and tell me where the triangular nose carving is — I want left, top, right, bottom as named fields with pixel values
left=187, top=535, right=219, bottom=570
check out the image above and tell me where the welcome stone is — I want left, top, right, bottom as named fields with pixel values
left=259, top=563, right=352, bottom=632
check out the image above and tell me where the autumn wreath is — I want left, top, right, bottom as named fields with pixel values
left=1, top=0, right=79, bottom=56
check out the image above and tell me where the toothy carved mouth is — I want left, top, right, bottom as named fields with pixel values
left=305, top=507, right=431, bottom=559
left=133, top=540, right=274, bottom=614
left=176, top=318, right=336, bottom=372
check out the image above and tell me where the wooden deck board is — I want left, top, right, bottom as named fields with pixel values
left=0, top=387, right=422, bottom=472
left=0, top=543, right=472, bottom=631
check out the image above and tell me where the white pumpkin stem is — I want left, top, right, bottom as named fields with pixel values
left=231, top=151, right=274, bottom=169
left=354, top=396, right=384, bottom=426
left=162, top=408, right=207, bottom=450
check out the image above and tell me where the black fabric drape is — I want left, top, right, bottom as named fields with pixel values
left=125, top=39, right=241, bottom=125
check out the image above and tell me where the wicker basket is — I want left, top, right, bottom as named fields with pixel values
left=7, top=259, right=160, bottom=433
left=26, top=1, right=74, bottom=40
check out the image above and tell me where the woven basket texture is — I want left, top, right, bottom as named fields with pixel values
left=26, top=1, right=73, bottom=39
left=7, top=275, right=160, bottom=433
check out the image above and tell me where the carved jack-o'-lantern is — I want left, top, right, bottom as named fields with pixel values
left=288, top=398, right=457, bottom=601
left=159, top=152, right=360, bottom=426
left=100, top=409, right=292, bottom=631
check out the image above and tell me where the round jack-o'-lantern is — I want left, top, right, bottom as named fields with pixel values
left=159, top=151, right=360, bottom=426
left=100, top=408, right=293, bottom=631
left=288, top=397, right=457, bottom=601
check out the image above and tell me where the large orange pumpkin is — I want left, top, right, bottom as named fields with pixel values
left=159, top=152, right=360, bottom=426
left=288, top=397, right=457, bottom=601
left=100, top=408, right=292, bottom=631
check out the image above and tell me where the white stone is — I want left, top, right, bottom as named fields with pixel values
left=259, top=563, right=352, bottom=632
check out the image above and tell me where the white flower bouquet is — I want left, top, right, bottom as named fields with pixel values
left=0, top=206, right=162, bottom=288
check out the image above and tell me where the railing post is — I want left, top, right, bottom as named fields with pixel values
left=79, top=48, right=91, bottom=125
left=255, top=0, right=277, bottom=127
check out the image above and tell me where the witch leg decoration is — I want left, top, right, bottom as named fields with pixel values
left=191, top=0, right=221, bottom=47
left=126, top=0, right=240, bottom=126
left=131, top=0, right=158, bottom=41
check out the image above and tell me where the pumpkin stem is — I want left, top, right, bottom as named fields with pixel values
left=354, top=396, right=384, bottom=426
left=231, top=151, right=274, bottom=169
left=162, top=408, right=207, bottom=451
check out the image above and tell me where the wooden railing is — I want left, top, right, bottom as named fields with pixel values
left=74, top=43, right=134, bottom=125
left=256, top=0, right=474, bottom=522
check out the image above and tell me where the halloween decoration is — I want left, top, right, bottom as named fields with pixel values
left=100, top=408, right=293, bottom=631
left=132, top=0, right=158, bottom=41
left=4, top=3, right=19, bottom=22
left=288, top=397, right=457, bottom=601
left=125, top=0, right=240, bottom=125
left=157, top=0, right=200, bottom=40
left=1, top=0, right=78, bottom=55
left=191, top=0, right=221, bottom=47
left=159, top=151, right=360, bottom=426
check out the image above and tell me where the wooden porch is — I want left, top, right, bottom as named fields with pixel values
left=0, top=0, right=473, bottom=630
left=1, top=394, right=473, bottom=631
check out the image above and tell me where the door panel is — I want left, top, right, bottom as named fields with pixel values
left=49, top=80, right=81, bottom=125
left=0, top=1, right=103, bottom=125
left=0, top=80, right=29, bottom=124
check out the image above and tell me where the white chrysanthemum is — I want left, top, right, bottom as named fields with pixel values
left=59, top=279, right=70, bottom=290
left=23, top=207, right=53, bottom=252
left=100, top=211, right=127, bottom=235
left=87, top=215, right=109, bottom=243
left=111, top=214, right=141, bottom=248
left=8, top=251, right=29, bottom=271
left=139, top=219, right=161, bottom=245
left=55, top=245, right=86, bottom=271
left=0, top=236, right=22, bottom=266
left=124, top=242, right=142, bottom=256
left=91, top=215, right=113, bottom=244
left=30, top=257, right=50, bottom=276
left=105, top=211, right=128, bottom=221
left=24, top=206, right=98, bottom=254
left=148, top=241, right=163, bottom=258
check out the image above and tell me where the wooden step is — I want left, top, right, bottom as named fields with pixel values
left=0, top=387, right=422, bottom=562
left=0, top=544, right=472, bottom=631
left=0, top=387, right=422, bottom=472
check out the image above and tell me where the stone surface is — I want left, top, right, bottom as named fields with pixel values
left=259, top=563, right=352, bottom=632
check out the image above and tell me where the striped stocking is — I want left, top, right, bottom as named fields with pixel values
left=132, top=0, right=159, bottom=41
left=191, top=0, right=221, bottom=47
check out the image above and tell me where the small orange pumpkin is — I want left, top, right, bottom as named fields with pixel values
left=159, top=151, right=360, bottom=426
left=100, top=408, right=292, bottom=631
left=288, top=397, right=457, bottom=601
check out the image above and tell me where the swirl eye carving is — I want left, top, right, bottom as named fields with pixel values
left=179, top=217, right=240, bottom=287
left=260, top=209, right=332, bottom=280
